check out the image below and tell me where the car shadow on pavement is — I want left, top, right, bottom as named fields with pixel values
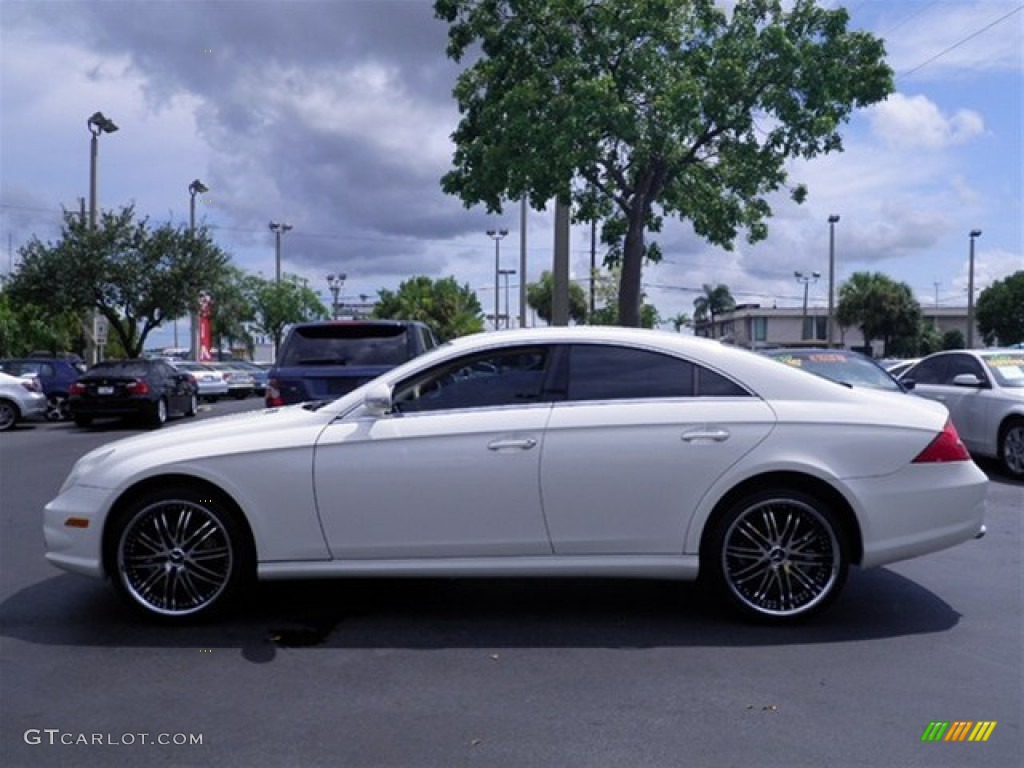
left=0, top=567, right=962, bottom=664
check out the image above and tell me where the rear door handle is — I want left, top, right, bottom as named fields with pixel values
left=681, top=429, right=730, bottom=443
left=488, top=438, right=538, bottom=451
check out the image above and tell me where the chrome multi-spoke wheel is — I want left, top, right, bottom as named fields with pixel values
left=111, top=490, right=251, bottom=620
left=709, top=490, right=847, bottom=621
left=999, top=420, right=1024, bottom=479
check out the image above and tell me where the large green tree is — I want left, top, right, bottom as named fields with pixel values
left=7, top=205, right=231, bottom=357
left=692, top=283, right=735, bottom=338
left=248, top=274, right=328, bottom=357
left=527, top=270, right=588, bottom=325
left=836, top=272, right=921, bottom=357
left=372, top=275, right=484, bottom=341
left=435, top=0, right=892, bottom=326
left=976, top=271, right=1024, bottom=346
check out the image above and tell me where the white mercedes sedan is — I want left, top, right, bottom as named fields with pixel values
left=44, top=327, right=987, bottom=624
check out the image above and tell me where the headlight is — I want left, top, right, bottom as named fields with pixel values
left=58, top=447, right=116, bottom=494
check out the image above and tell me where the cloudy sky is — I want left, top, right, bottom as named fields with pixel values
left=1, top=0, right=1021, bottom=347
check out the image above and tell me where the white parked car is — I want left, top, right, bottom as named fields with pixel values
left=208, top=362, right=255, bottom=399
left=171, top=361, right=230, bottom=402
left=0, top=371, right=47, bottom=430
left=44, top=327, right=987, bottom=624
left=901, top=349, right=1024, bottom=478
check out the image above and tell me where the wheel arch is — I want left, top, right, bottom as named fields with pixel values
left=698, top=471, right=864, bottom=566
left=101, top=473, right=256, bottom=579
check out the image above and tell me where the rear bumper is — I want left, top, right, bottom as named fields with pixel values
left=70, top=397, right=154, bottom=418
left=849, top=461, right=988, bottom=568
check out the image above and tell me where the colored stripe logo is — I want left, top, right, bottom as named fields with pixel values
left=921, top=721, right=996, bottom=742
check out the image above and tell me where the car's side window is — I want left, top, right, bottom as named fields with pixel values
left=566, top=345, right=695, bottom=400
left=393, top=346, right=550, bottom=414
left=946, top=354, right=987, bottom=384
left=908, top=357, right=947, bottom=385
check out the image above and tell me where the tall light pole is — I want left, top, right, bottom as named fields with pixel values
left=269, top=221, right=293, bottom=284
left=499, top=268, right=516, bottom=328
left=487, top=228, right=509, bottom=330
left=187, top=179, right=208, bottom=359
left=86, top=111, right=118, bottom=364
left=795, top=270, right=821, bottom=340
left=967, top=229, right=982, bottom=348
left=87, top=111, right=118, bottom=230
left=826, top=214, right=840, bottom=347
left=519, top=199, right=528, bottom=328
left=327, top=273, right=346, bottom=320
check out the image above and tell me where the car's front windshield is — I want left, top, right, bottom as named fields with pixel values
left=983, top=355, right=1024, bottom=388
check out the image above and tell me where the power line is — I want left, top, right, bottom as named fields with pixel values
left=898, top=4, right=1023, bottom=79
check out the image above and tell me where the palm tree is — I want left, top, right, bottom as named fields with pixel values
left=693, top=284, right=735, bottom=339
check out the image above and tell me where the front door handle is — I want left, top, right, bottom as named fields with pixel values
left=487, top=438, right=538, bottom=451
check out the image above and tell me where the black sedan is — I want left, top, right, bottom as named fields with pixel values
left=69, top=359, right=199, bottom=428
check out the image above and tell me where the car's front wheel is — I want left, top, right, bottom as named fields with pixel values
left=705, top=489, right=848, bottom=622
left=185, top=393, right=198, bottom=417
left=998, top=418, right=1024, bottom=479
left=108, top=487, right=253, bottom=622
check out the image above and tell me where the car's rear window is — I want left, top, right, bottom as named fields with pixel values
left=280, top=325, right=412, bottom=367
left=769, top=352, right=901, bottom=391
left=86, top=362, right=155, bottom=378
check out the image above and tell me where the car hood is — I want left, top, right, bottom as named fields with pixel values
left=66, top=404, right=331, bottom=489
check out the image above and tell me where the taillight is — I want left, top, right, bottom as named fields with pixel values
left=266, top=379, right=284, bottom=407
left=127, top=379, right=150, bottom=395
left=69, top=382, right=85, bottom=395
left=913, top=420, right=971, bottom=463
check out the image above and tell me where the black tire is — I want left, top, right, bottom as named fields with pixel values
left=704, top=488, right=848, bottom=622
left=73, top=414, right=93, bottom=427
left=185, top=393, right=198, bottom=417
left=150, top=397, right=168, bottom=427
left=107, top=486, right=254, bottom=622
left=998, top=418, right=1024, bottom=479
left=0, top=399, right=18, bottom=431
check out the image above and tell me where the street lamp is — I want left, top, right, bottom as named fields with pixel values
left=826, top=214, right=840, bottom=347
left=86, top=111, right=118, bottom=364
left=185, top=179, right=208, bottom=359
left=327, top=273, right=347, bottom=320
left=87, top=111, right=118, bottom=230
left=795, top=270, right=821, bottom=340
left=967, top=229, right=982, bottom=348
left=487, top=228, right=509, bottom=330
left=499, top=268, right=516, bottom=328
left=269, top=221, right=293, bottom=284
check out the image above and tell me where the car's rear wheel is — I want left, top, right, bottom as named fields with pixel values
left=150, top=397, right=168, bottom=427
left=705, top=489, right=848, bottom=622
left=46, top=394, right=70, bottom=421
left=0, top=399, right=18, bottom=431
left=185, top=393, right=198, bottom=417
left=108, top=487, right=253, bottom=622
left=998, top=418, right=1024, bottom=479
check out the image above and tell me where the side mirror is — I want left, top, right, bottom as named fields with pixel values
left=363, top=380, right=393, bottom=417
left=951, top=373, right=984, bottom=388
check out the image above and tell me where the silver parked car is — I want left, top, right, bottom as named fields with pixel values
left=0, top=371, right=48, bottom=430
left=902, top=349, right=1024, bottom=478
left=171, top=361, right=230, bottom=402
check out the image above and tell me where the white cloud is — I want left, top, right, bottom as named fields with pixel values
left=869, top=93, right=985, bottom=149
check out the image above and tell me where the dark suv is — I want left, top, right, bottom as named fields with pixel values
left=0, top=356, right=87, bottom=421
left=266, top=320, right=438, bottom=406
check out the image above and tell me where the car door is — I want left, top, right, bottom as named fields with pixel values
left=313, top=345, right=556, bottom=559
left=909, top=353, right=989, bottom=452
left=539, top=343, right=776, bottom=555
